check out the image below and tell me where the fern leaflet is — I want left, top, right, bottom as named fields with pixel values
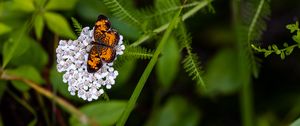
left=182, top=53, right=205, bottom=87
left=71, top=17, right=82, bottom=36
left=114, top=46, right=153, bottom=69
left=103, top=0, right=142, bottom=28
left=240, top=0, right=270, bottom=78
left=146, top=1, right=199, bottom=19
left=179, top=23, right=205, bottom=87
left=124, top=46, right=154, bottom=60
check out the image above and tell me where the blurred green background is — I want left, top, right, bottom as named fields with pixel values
left=1, top=0, right=300, bottom=126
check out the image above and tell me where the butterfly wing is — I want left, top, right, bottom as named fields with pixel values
left=100, top=46, right=116, bottom=63
left=100, top=29, right=119, bottom=47
left=87, top=45, right=103, bottom=73
left=94, top=15, right=111, bottom=42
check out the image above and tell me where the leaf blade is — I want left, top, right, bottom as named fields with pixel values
left=6, top=66, right=44, bottom=91
left=44, top=12, right=76, bottom=39
left=69, top=101, right=127, bottom=126
left=34, top=14, right=44, bottom=40
left=0, top=23, right=12, bottom=35
left=156, top=37, right=180, bottom=89
left=2, top=26, right=29, bottom=68
left=45, top=0, right=78, bottom=11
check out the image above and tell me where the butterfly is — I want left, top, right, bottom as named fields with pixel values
left=87, top=15, right=120, bottom=73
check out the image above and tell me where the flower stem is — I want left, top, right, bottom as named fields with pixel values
left=231, top=0, right=254, bottom=125
left=0, top=72, right=99, bottom=126
left=116, top=7, right=183, bottom=126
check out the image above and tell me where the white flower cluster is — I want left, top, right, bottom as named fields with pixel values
left=56, top=27, right=125, bottom=101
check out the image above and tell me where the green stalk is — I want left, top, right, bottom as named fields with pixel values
left=7, top=89, right=38, bottom=126
left=240, top=80, right=254, bottom=126
left=129, top=0, right=212, bottom=47
left=231, top=0, right=254, bottom=126
left=116, top=8, right=183, bottom=126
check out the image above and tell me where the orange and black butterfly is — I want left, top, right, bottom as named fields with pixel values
left=87, top=15, right=120, bottom=73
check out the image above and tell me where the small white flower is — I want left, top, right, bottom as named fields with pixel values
left=56, top=27, right=125, bottom=101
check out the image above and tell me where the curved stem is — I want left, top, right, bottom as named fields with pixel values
left=129, top=0, right=213, bottom=47
left=0, top=72, right=100, bottom=126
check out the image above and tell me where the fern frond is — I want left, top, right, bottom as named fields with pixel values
left=147, top=0, right=182, bottom=26
left=246, top=0, right=270, bottom=42
left=178, top=22, right=205, bottom=87
left=152, top=2, right=199, bottom=18
left=239, top=0, right=270, bottom=78
left=103, top=0, right=143, bottom=28
left=139, top=1, right=198, bottom=27
left=182, top=53, right=205, bottom=87
left=124, top=46, right=154, bottom=60
left=114, top=46, right=153, bottom=69
left=178, top=32, right=192, bottom=51
left=71, top=17, right=82, bottom=36
left=251, top=43, right=298, bottom=60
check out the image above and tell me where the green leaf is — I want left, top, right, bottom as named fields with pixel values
left=268, top=45, right=271, bottom=50
left=286, top=47, right=294, bottom=55
left=28, top=119, right=37, bottom=126
left=264, top=51, right=272, bottom=57
left=69, top=101, right=127, bottom=126
left=71, top=17, right=82, bottom=36
left=286, top=21, right=299, bottom=33
left=292, top=31, right=300, bottom=43
left=156, top=37, right=180, bottom=89
left=2, top=27, right=30, bottom=68
left=280, top=52, right=285, bottom=60
left=291, top=117, right=300, bottom=126
left=182, top=53, right=205, bottom=86
left=45, top=0, right=78, bottom=11
left=123, top=46, right=154, bottom=60
left=9, top=37, right=48, bottom=71
left=6, top=66, right=44, bottom=92
left=283, top=42, right=288, bottom=47
left=50, top=65, right=81, bottom=101
left=44, top=12, right=76, bottom=39
left=103, top=0, right=143, bottom=29
left=0, top=80, right=7, bottom=101
left=145, top=96, right=200, bottom=126
left=76, top=0, right=108, bottom=21
left=275, top=50, right=281, bottom=55
left=34, top=0, right=46, bottom=7
left=0, top=23, right=12, bottom=35
left=202, top=49, right=240, bottom=96
left=272, top=44, right=278, bottom=50
left=110, top=17, right=141, bottom=40
left=117, top=8, right=182, bottom=126
left=34, top=14, right=44, bottom=40
left=11, top=0, right=35, bottom=12
left=179, top=23, right=205, bottom=87
left=115, top=60, right=136, bottom=87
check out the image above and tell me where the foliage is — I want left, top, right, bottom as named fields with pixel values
left=71, top=17, right=83, bottom=36
left=1, top=0, right=300, bottom=126
left=179, top=24, right=205, bottom=87
left=122, top=46, right=154, bottom=60
left=145, top=96, right=201, bottom=126
left=69, top=101, right=127, bottom=126
left=252, top=21, right=300, bottom=59
left=233, top=0, right=271, bottom=126
left=103, top=0, right=143, bottom=29
left=156, top=37, right=180, bottom=89
left=238, top=0, right=271, bottom=78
